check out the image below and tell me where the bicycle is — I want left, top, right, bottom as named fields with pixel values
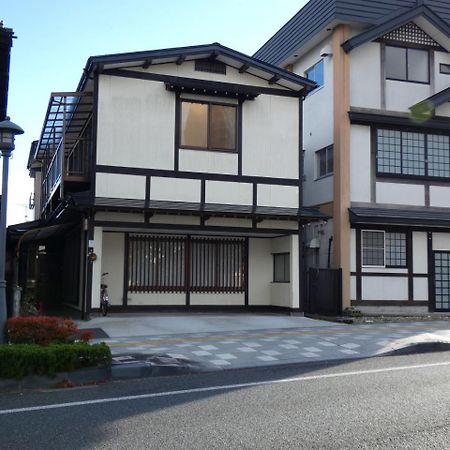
left=100, top=272, right=109, bottom=316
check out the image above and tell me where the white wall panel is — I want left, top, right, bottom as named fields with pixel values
left=350, top=276, right=356, bottom=301
left=350, top=42, right=381, bottom=109
left=97, top=76, right=174, bottom=169
left=242, top=95, right=299, bottom=179
left=248, top=238, right=272, bottom=305
left=206, top=181, right=252, bottom=205
left=362, top=277, right=408, bottom=301
left=179, top=150, right=238, bottom=175
left=350, top=229, right=356, bottom=272
left=385, top=81, right=431, bottom=112
left=190, top=293, right=245, bottom=306
left=90, top=227, right=103, bottom=308
left=96, top=173, right=146, bottom=199
left=350, top=125, right=371, bottom=202
left=127, top=293, right=186, bottom=305
left=413, top=232, right=428, bottom=274
left=413, top=278, right=428, bottom=301
left=151, top=177, right=200, bottom=202
left=430, top=186, right=450, bottom=208
left=258, top=185, right=298, bottom=208
left=376, top=182, right=425, bottom=206
left=101, top=233, right=125, bottom=306
left=433, top=232, right=450, bottom=251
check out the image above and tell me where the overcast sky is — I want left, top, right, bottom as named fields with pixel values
left=3, top=0, right=308, bottom=224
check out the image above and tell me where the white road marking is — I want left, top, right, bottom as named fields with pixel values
left=2, top=360, right=450, bottom=415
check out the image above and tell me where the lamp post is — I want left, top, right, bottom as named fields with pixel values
left=0, top=117, right=24, bottom=344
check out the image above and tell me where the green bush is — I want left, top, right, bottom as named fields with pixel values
left=0, top=343, right=112, bottom=379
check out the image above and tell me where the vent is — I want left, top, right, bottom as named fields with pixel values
left=195, top=59, right=226, bottom=75
left=380, top=22, right=441, bottom=48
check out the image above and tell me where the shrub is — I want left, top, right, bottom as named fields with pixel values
left=0, top=343, right=112, bottom=379
left=7, top=316, right=94, bottom=346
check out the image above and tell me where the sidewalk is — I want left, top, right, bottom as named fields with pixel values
left=90, top=319, right=450, bottom=375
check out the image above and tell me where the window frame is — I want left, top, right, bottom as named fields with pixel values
left=305, top=59, right=324, bottom=92
left=316, top=145, right=333, bottom=179
left=273, top=253, right=290, bottom=283
left=375, top=127, right=450, bottom=182
left=385, top=44, right=430, bottom=85
left=179, top=98, right=238, bottom=153
left=362, top=230, right=385, bottom=268
left=361, top=230, right=407, bottom=269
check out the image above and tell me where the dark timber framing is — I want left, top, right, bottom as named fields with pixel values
left=102, top=68, right=303, bottom=99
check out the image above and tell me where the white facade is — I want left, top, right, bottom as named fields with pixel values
left=288, top=14, right=450, bottom=313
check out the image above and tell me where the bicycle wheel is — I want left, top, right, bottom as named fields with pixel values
left=100, top=300, right=108, bottom=316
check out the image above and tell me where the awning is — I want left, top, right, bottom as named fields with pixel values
left=73, top=196, right=327, bottom=222
left=32, top=92, right=93, bottom=162
left=349, top=206, right=450, bottom=228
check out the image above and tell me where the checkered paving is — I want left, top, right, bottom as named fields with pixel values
left=97, top=321, right=450, bottom=370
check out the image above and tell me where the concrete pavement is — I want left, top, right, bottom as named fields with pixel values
left=80, top=315, right=450, bottom=375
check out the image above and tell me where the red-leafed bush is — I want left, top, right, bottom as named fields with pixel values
left=7, top=316, right=94, bottom=346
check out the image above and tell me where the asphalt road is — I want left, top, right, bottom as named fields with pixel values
left=2, top=352, right=450, bottom=449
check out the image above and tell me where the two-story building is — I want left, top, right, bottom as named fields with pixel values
left=22, top=43, right=324, bottom=318
left=255, top=0, right=450, bottom=314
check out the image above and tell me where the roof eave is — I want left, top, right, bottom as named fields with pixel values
left=77, top=43, right=316, bottom=94
left=342, top=5, right=450, bottom=53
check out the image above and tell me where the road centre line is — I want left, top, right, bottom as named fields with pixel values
left=2, top=360, right=450, bottom=415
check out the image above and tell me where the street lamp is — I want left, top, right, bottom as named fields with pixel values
left=0, top=117, right=24, bottom=344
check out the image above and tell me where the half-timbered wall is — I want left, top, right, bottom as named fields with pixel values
left=95, top=63, right=301, bottom=215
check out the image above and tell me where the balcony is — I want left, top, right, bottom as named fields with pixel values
left=32, top=92, right=94, bottom=216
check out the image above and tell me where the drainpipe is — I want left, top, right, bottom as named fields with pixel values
left=327, top=236, right=333, bottom=269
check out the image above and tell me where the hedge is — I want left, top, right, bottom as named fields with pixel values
left=7, top=316, right=94, bottom=346
left=0, top=343, right=112, bottom=379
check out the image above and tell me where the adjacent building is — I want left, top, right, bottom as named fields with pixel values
left=256, top=0, right=450, bottom=313
left=22, top=43, right=323, bottom=317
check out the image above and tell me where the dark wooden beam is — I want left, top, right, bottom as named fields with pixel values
left=142, top=58, right=152, bottom=69
left=268, top=75, right=280, bottom=85
left=176, top=55, right=186, bottom=65
left=102, top=68, right=301, bottom=98
left=209, top=51, right=218, bottom=60
left=239, top=63, right=250, bottom=73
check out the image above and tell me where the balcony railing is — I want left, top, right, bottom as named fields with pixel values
left=33, top=92, right=93, bottom=214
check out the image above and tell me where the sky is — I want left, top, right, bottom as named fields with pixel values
left=2, top=0, right=308, bottom=225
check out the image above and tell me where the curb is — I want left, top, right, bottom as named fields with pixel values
left=0, top=366, right=111, bottom=394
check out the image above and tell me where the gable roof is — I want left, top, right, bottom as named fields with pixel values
left=342, top=4, right=450, bottom=52
left=254, top=0, right=450, bottom=66
left=77, top=42, right=316, bottom=94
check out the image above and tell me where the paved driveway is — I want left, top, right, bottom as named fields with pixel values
left=78, top=313, right=336, bottom=338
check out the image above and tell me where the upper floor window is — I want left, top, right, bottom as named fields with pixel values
left=180, top=100, right=237, bottom=152
left=385, top=45, right=429, bottom=84
left=316, top=145, right=333, bottom=178
left=377, top=128, right=450, bottom=179
left=305, top=60, right=324, bottom=89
